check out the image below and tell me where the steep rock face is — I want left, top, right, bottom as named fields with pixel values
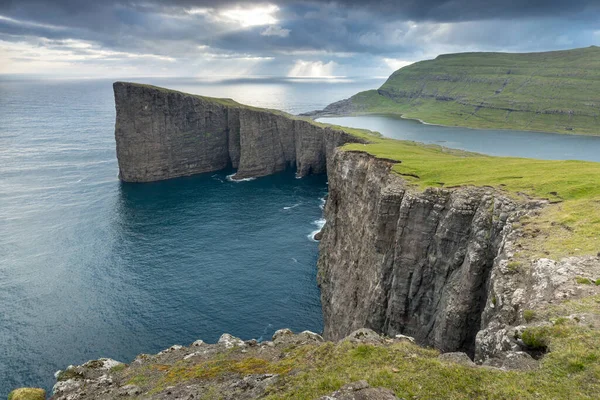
left=113, top=82, right=363, bottom=182
left=317, top=150, right=517, bottom=355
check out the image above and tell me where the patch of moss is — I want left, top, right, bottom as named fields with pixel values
left=110, top=363, right=127, bottom=373
left=523, top=310, right=537, bottom=323
left=7, top=388, right=45, bottom=400
left=576, top=277, right=593, bottom=285
left=521, top=328, right=551, bottom=350
left=127, top=374, right=150, bottom=386
left=56, top=369, right=84, bottom=382
left=507, top=261, right=522, bottom=273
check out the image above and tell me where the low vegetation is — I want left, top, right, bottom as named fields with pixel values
left=109, top=321, right=600, bottom=399
left=345, top=46, right=600, bottom=135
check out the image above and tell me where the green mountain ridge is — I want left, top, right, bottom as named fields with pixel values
left=320, top=46, right=600, bottom=135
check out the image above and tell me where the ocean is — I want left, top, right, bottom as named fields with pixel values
left=0, top=76, right=382, bottom=395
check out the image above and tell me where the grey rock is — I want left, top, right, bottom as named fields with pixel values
left=318, top=150, right=517, bottom=356
left=394, top=334, right=415, bottom=343
left=314, top=229, right=324, bottom=241
left=218, top=333, right=245, bottom=349
left=113, top=82, right=365, bottom=182
left=272, top=328, right=294, bottom=342
left=318, top=381, right=399, bottom=400
left=482, top=351, right=539, bottom=371
left=438, top=352, right=476, bottom=367
left=118, top=384, right=141, bottom=396
left=343, top=329, right=383, bottom=343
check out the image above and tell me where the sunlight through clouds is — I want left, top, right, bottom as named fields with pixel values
left=287, top=60, right=339, bottom=78
left=219, top=4, right=279, bottom=27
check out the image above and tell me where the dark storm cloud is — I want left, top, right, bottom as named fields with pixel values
left=1, top=0, right=600, bottom=76
left=2, top=0, right=600, bottom=22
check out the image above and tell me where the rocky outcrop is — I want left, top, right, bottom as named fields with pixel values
left=113, top=82, right=364, bottom=182
left=47, top=329, right=409, bottom=400
left=300, top=97, right=358, bottom=118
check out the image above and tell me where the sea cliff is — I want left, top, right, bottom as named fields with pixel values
left=113, top=82, right=365, bottom=182
left=317, top=149, right=600, bottom=365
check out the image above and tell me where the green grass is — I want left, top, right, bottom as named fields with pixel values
left=125, top=325, right=600, bottom=399
left=341, top=137, right=600, bottom=259
left=7, top=388, right=45, bottom=400
left=345, top=46, right=600, bottom=135
left=523, top=310, right=537, bottom=323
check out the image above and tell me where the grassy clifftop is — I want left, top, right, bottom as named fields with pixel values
left=343, top=136, right=600, bottom=259
left=345, top=46, right=600, bottom=135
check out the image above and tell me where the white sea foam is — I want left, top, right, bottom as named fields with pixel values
left=307, top=218, right=326, bottom=242
left=291, top=257, right=298, bottom=263
left=319, top=197, right=326, bottom=210
left=226, top=173, right=256, bottom=182
left=283, top=203, right=300, bottom=210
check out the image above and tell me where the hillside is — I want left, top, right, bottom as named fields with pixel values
left=309, top=46, right=600, bottom=135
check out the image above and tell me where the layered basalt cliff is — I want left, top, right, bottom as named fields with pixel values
left=316, top=149, right=600, bottom=363
left=317, top=150, right=518, bottom=356
left=113, top=82, right=364, bottom=182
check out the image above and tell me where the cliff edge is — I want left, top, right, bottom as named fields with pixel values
left=113, top=82, right=366, bottom=182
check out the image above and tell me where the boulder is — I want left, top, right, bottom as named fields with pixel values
left=318, top=381, right=399, bottom=400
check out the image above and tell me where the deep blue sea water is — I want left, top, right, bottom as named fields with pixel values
left=0, top=76, right=381, bottom=396
left=3, top=76, right=600, bottom=396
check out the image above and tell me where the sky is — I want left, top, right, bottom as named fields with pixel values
left=1, top=0, right=599, bottom=78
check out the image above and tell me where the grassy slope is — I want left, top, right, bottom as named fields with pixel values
left=348, top=46, right=600, bottom=135
left=344, top=137, right=600, bottom=259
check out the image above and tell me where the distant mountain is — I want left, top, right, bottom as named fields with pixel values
left=305, top=46, right=600, bottom=135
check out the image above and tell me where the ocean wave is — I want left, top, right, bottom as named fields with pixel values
left=283, top=203, right=300, bottom=210
left=307, top=218, right=326, bottom=242
left=226, top=173, right=256, bottom=182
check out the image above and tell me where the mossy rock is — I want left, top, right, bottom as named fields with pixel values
left=7, top=388, right=46, bottom=400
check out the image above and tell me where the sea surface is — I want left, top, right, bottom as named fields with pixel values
left=0, top=76, right=381, bottom=396
left=3, top=77, right=600, bottom=396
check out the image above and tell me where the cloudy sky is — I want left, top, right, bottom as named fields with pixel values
left=1, top=0, right=599, bottom=78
